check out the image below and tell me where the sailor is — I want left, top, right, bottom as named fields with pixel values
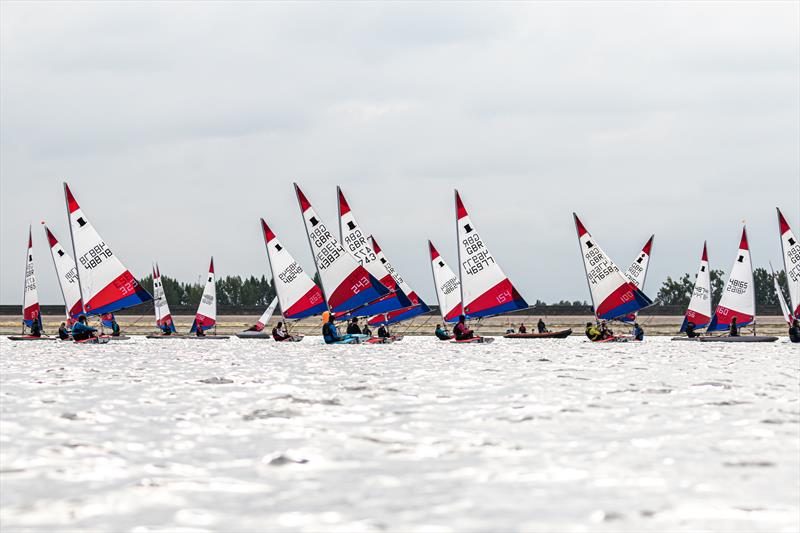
left=322, top=314, right=344, bottom=344
left=58, top=322, right=70, bottom=340
left=789, top=319, right=800, bottom=343
left=729, top=317, right=739, bottom=337
left=71, top=315, right=97, bottom=341
left=435, top=324, right=451, bottom=340
left=346, top=317, right=362, bottom=335
left=537, top=319, right=547, bottom=334
left=453, top=315, right=474, bottom=341
left=272, top=321, right=291, bottom=341
left=518, top=323, right=527, bottom=334
left=161, top=320, right=172, bottom=335
left=633, top=322, right=644, bottom=341
left=29, top=312, right=42, bottom=337
left=599, top=321, right=613, bottom=340
left=685, top=322, right=698, bottom=338
left=377, top=324, right=390, bottom=338
left=195, top=322, right=206, bottom=337
left=585, top=322, right=601, bottom=341
left=362, top=323, right=371, bottom=337
left=110, top=317, right=121, bottom=337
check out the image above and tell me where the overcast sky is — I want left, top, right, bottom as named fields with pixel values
left=1, top=1, right=798, bottom=307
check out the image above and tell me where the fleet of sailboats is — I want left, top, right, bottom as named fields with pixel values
left=6, top=182, right=797, bottom=344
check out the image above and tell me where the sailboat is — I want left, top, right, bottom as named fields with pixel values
left=618, top=235, right=654, bottom=323
left=8, top=227, right=51, bottom=341
left=145, top=263, right=181, bottom=339
left=366, top=236, right=431, bottom=333
left=295, top=183, right=388, bottom=317
left=672, top=242, right=713, bottom=340
left=573, top=213, right=653, bottom=341
left=189, top=258, right=228, bottom=339
left=454, top=191, right=528, bottom=343
left=236, top=297, right=285, bottom=339
left=337, top=187, right=412, bottom=318
left=428, top=240, right=462, bottom=325
left=777, top=208, right=800, bottom=320
left=63, top=183, right=151, bottom=341
left=771, top=262, right=793, bottom=327
left=703, top=226, right=777, bottom=342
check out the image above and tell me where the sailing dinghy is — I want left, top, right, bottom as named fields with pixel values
left=8, top=227, right=52, bottom=341
left=236, top=297, right=302, bottom=340
left=145, top=263, right=183, bottom=339
left=777, top=208, right=800, bottom=320
left=189, top=258, right=228, bottom=339
left=254, top=217, right=326, bottom=340
left=573, top=213, right=653, bottom=342
left=43, top=223, right=84, bottom=325
left=63, top=183, right=151, bottom=341
left=702, top=227, right=777, bottom=342
left=672, top=242, right=713, bottom=341
left=618, top=235, right=654, bottom=323
left=452, top=191, right=527, bottom=343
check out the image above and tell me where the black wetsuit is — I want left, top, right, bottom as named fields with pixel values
left=789, top=324, right=800, bottom=343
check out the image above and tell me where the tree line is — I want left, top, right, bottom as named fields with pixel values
left=136, top=269, right=789, bottom=309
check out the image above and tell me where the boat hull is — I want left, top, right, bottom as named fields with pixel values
left=145, top=334, right=191, bottom=339
left=450, top=337, right=494, bottom=344
left=504, top=329, right=572, bottom=339
left=7, top=336, right=55, bottom=341
left=698, top=336, right=779, bottom=343
left=187, top=336, right=231, bottom=340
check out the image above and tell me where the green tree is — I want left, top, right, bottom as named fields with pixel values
left=657, top=269, right=725, bottom=307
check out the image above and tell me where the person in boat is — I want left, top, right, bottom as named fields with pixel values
left=599, top=321, right=613, bottom=340
left=537, top=319, right=547, bottom=334
left=58, top=322, right=70, bottom=340
left=29, top=313, right=42, bottom=337
left=195, top=322, right=206, bottom=337
left=322, top=314, right=345, bottom=344
left=362, top=323, right=371, bottom=337
left=585, top=322, right=601, bottom=341
left=685, top=321, right=698, bottom=338
left=377, top=324, right=390, bottom=338
left=435, top=324, right=451, bottom=340
left=272, top=321, right=291, bottom=341
left=110, top=317, right=121, bottom=337
left=346, top=317, right=362, bottom=335
left=453, top=315, right=474, bottom=340
left=518, top=323, right=527, bottom=334
left=71, top=315, right=97, bottom=341
left=160, top=320, right=172, bottom=336
left=789, top=319, right=800, bottom=343
left=729, top=317, right=739, bottom=337
left=633, top=322, right=644, bottom=341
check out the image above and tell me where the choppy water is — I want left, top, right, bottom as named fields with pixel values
left=1, top=336, right=798, bottom=532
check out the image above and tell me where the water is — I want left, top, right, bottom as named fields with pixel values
left=1, top=336, right=798, bottom=532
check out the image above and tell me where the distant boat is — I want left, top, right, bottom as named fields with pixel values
left=63, top=183, right=152, bottom=317
left=573, top=213, right=652, bottom=321
left=189, top=258, right=228, bottom=339
left=153, top=263, right=177, bottom=334
left=771, top=262, right=793, bottom=326
left=679, top=242, right=713, bottom=333
left=619, top=235, right=654, bottom=322
left=456, top=191, right=528, bottom=318
left=294, top=183, right=388, bottom=315
left=428, top=240, right=462, bottom=324
left=777, top=208, right=800, bottom=319
left=703, top=227, right=777, bottom=342
left=43, top=223, right=84, bottom=323
left=8, top=227, right=49, bottom=340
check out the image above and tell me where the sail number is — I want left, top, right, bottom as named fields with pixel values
left=350, top=275, right=370, bottom=294
left=111, top=272, right=139, bottom=296
left=584, top=249, right=616, bottom=285
left=310, top=224, right=343, bottom=270
left=344, top=229, right=376, bottom=264
left=440, top=277, right=459, bottom=295
left=462, top=234, right=495, bottom=275
left=726, top=279, right=748, bottom=295
left=79, top=242, right=113, bottom=270
left=279, top=262, right=303, bottom=284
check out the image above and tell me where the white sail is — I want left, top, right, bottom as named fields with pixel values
left=253, top=297, right=279, bottom=332
left=429, top=240, right=462, bottom=323
left=192, top=258, right=217, bottom=332
left=707, top=227, right=755, bottom=331
left=153, top=263, right=175, bottom=332
left=22, top=226, right=40, bottom=328
left=777, top=208, right=800, bottom=318
left=770, top=263, right=793, bottom=326
left=43, top=224, right=83, bottom=320
left=680, top=241, right=713, bottom=331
